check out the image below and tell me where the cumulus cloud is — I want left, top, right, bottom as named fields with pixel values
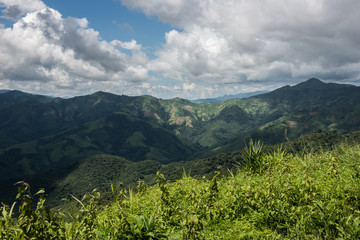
left=0, top=0, right=46, bottom=20
left=183, top=82, right=196, bottom=91
left=123, top=0, right=360, bottom=89
left=112, top=39, right=142, bottom=51
left=1, top=0, right=360, bottom=99
left=0, top=3, right=150, bottom=97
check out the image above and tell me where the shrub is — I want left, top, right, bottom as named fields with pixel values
left=242, top=139, right=267, bottom=174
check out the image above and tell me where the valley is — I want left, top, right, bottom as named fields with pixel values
left=1, top=78, right=360, bottom=206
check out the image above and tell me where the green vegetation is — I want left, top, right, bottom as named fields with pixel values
left=242, top=139, right=267, bottom=174
left=1, top=130, right=360, bottom=208
left=2, top=143, right=360, bottom=239
left=0, top=148, right=242, bottom=207
left=0, top=112, right=195, bottom=181
left=1, top=78, right=360, bottom=236
left=1, top=78, right=360, bottom=181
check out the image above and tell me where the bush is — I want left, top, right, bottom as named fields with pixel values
left=1, top=144, right=360, bottom=239
left=242, top=139, right=267, bottom=174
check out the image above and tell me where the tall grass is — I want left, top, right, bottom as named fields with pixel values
left=242, top=138, right=267, bottom=174
left=2, top=143, right=360, bottom=239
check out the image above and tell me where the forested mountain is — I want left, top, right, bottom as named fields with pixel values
left=1, top=78, right=360, bottom=205
left=190, top=90, right=268, bottom=103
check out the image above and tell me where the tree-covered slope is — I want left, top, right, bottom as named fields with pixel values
left=1, top=77, right=360, bottom=197
left=2, top=143, right=360, bottom=239
left=1, top=78, right=360, bottom=151
left=0, top=112, right=195, bottom=181
left=2, top=130, right=359, bottom=208
left=0, top=90, right=55, bottom=109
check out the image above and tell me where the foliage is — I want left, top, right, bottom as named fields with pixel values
left=2, top=79, right=360, bottom=196
left=0, top=181, right=65, bottom=239
left=2, top=143, right=360, bottom=239
left=242, top=138, right=267, bottom=174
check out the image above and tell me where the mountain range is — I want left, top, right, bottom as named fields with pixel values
left=1, top=78, right=360, bottom=205
left=190, top=90, right=268, bottom=103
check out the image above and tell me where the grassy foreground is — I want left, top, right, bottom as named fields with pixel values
left=2, top=143, right=360, bottom=239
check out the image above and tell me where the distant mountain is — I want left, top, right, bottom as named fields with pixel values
left=0, top=111, right=196, bottom=181
left=1, top=78, right=360, bottom=205
left=203, top=78, right=360, bottom=155
left=0, top=89, right=10, bottom=94
left=1, top=78, right=359, bottom=151
left=0, top=90, right=55, bottom=109
left=191, top=90, right=268, bottom=103
left=292, top=78, right=354, bottom=89
left=256, top=78, right=360, bottom=109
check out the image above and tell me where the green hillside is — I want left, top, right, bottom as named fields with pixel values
left=0, top=90, right=55, bottom=108
left=2, top=142, right=360, bottom=239
left=0, top=112, right=195, bottom=181
left=1, top=78, right=359, bottom=152
left=1, top=78, right=360, bottom=208
left=2, top=130, right=359, bottom=208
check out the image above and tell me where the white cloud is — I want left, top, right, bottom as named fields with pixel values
left=0, top=4, right=151, bottom=97
left=112, top=39, right=142, bottom=51
left=183, top=82, right=196, bottom=91
left=1, top=0, right=360, bottom=99
left=123, top=0, right=360, bottom=90
left=0, top=0, right=46, bottom=20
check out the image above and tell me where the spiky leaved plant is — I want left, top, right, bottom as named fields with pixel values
left=242, top=139, right=267, bottom=174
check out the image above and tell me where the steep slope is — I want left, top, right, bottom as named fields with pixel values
left=0, top=112, right=195, bottom=181
left=1, top=78, right=360, bottom=151
left=206, top=103, right=360, bottom=156
left=193, top=105, right=252, bottom=146
left=3, top=130, right=360, bottom=208
left=0, top=90, right=55, bottom=109
left=255, top=78, right=360, bottom=109
left=1, top=78, right=360, bottom=182
left=0, top=146, right=242, bottom=206
left=194, top=79, right=360, bottom=155
left=0, top=101, right=66, bottom=148
left=0, top=92, right=152, bottom=148
left=0, top=91, right=251, bottom=149
left=46, top=155, right=163, bottom=205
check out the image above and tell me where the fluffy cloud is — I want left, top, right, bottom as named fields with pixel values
left=112, top=39, right=142, bottom=51
left=0, top=0, right=46, bottom=20
left=123, top=0, right=360, bottom=89
left=0, top=4, right=150, bottom=97
left=1, top=0, right=360, bottom=99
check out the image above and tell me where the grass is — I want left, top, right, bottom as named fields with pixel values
left=2, top=143, right=360, bottom=239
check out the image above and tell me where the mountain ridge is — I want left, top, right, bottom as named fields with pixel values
left=1, top=78, right=359, bottom=150
left=292, top=78, right=356, bottom=89
left=1, top=78, right=360, bottom=205
left=191, top=90, right=269, bottom=103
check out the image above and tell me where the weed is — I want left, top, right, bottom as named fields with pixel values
left=242, top=139, right=267, bottom=174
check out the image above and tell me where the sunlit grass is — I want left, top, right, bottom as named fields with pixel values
left=2, top=143, right=360, bottom=239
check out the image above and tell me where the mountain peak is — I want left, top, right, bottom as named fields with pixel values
left=293, top=78, right=325, bottom=89
left=306, top=78, right=323, bottom=83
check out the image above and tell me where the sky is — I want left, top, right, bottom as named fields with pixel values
left=0, top=0, right=360, bottom=99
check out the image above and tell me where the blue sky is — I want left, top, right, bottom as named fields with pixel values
left=42, top=0, right=174, bottom=55
left=1, top=0, right=360, bottom=99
